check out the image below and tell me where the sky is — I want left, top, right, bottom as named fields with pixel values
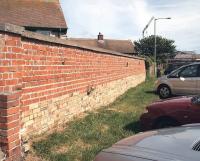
left=60, top=0, right=200, bottom=53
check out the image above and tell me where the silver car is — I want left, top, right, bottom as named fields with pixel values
left=94, top=124, right=200, bottom=161
left=156, top=62, right=200, bottom=99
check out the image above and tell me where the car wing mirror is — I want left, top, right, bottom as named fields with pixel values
left=180, top=76, right=185, bottom=81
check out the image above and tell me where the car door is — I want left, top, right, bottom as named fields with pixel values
left=196, top=65, right=200, bottom=94
left=169, top=64, right=199, bottom=95
left=190, top=105, right=200, bottom=123
left=188, top=97, right=200, bottom=123
left=167, top=68, right=183, bottom=94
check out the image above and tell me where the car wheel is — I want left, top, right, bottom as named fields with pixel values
left=154, top=118, right=178, bottom=129
left=158, top=85, right=171, bottom=99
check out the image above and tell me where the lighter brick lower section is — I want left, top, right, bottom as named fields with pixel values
left=21, top=74, right=145, bottom=137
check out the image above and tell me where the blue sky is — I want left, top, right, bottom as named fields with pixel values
left=60, top=0, right=200, bottom=52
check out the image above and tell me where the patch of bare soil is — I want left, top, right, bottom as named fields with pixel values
left=25, top=153, right=46, bottom=161
left=74, top=139, right=92, bottom=150
left=106, top=108, right=125, bottom=113
left=100, top=124, right=109, bottom=133
left=51, top=139, right=91, bottom=155
left=52, top=144, right=69, bottom=154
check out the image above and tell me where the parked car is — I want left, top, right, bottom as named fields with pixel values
left=140, top=95, right=200, bottom=130
left=94, top=124, right=200, bottom=161
left=156, top=62, right=200, bottom=99
left=164, top=64, right=178, bottom=75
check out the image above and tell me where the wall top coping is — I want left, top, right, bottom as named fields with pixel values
left=0, top=23, right=145, bottom=60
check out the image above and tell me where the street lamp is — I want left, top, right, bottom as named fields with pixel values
left=143, top=16, right=154, bottom=38
left=154, top=17, right=171, bottom=77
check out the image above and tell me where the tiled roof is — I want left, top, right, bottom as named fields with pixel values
left=0, top=0, right=67, bottom=29
left=175, top=51, right=200, bottom=59
left=67, top=38, right=136, bottom=54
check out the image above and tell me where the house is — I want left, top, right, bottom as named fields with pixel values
left=68, top=33, right=136, bottom=55
left=168, top=51, right=200, bottom=65
left=174, top=51, right=200, bottom=60
left=0, top=0, right=67, bottom=38
left=165, top=51, right=200, bottom=74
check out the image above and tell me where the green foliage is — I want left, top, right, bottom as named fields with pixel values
left=144, top=56, right=153, bottom=70
left=135, top=35, right=176, bottom=63
left=32, top=79, right=158, bottom=161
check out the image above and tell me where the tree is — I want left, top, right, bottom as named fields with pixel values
left=134, top=35, right=176, bottom=64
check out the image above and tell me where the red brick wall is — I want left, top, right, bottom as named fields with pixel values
left=0, top=31, right=145, bottom=160
left=20, top=42, right=144, bottom=106
left=0, top=33, right=23, bottom=160
left=0, top=93, right=21, bottom=161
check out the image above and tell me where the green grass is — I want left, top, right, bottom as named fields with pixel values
left=32, top=78, right=158, bottom=161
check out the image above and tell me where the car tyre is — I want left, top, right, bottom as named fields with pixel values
left=154, top=118, right=178, bottom=129
left=158, top=85, right=171, bottom=99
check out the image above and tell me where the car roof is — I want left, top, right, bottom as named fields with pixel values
left=180, top=62, right=200, bottom=68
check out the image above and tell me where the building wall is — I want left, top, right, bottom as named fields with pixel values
left=0, top=24, right=146, bottom=160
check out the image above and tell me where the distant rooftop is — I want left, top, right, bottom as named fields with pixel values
left=175, top=51, right=200, bottom=59
left=0, top=0, right=67, bottom=30
left=68, top=33, right=136, bottom=54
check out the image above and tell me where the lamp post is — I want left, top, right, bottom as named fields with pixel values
left=142, top=16, right=154, bottom=38
left=154, top=17, right=171, bottom=77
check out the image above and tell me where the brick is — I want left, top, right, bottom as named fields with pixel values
left=5, top=79, right=18, bottom=86
left=6, top=145, right=21, bottom=158
left=11, top=47, right=22, bottom=53
left=0, top=120, right=19, bottom=130
left=5, top=40, right=17, bottom=46
left=0, top=92, right=21, bottom=102
left=5, top=139, right=20, bottom=151
left=0, top=114, right=19, bottom=123
left=0, top=126, right=20, bottom=137
left=0, top=80, right=6, bottom=86
left=0, top=107, right=19, bottom=116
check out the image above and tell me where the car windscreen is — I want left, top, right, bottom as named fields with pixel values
left=168, top=67, right=182, bottom=78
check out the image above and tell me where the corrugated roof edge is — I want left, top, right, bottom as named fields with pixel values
left=0, top=23, right=144, bottom=60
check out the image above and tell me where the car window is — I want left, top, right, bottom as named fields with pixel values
left=168, top=68, right=182, bottom=78
left=179, top=65, right=198, bottom=78
left=198, top=65, right=200, bottom=77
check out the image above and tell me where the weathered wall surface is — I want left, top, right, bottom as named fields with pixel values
left=20, top=41, right=145, bottom=137
left=0, top=24, right=146, bottom=160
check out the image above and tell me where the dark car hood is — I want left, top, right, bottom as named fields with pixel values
left=103, top=125, right=200, bottom=161
left=149, top=96, right=192, bottom=108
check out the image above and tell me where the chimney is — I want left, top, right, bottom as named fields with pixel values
left=98, top=32, right=104, bottom=41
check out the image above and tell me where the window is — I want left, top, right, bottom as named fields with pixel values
left=168, top=68, right=182, bottom=78
left=36, top=30, right=51, bottom=36
left=197, top=65, right=200, bottom=77
left=179, top=65, right=199, bottom=77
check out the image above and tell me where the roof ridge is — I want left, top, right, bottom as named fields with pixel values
left=17, top=0, right=60, bottom=2
left=68, top=38, right=133, bottom=42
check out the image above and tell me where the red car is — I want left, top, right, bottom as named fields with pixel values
left=140, top=95, right=200, bottom=130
